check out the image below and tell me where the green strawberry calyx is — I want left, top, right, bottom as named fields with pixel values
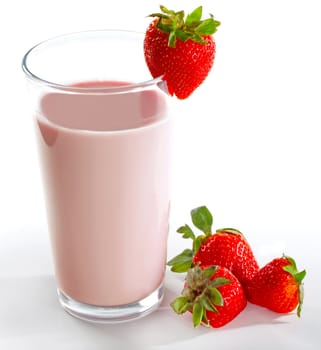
left=282, top=255, right=306, bottom=317
left=148, top=5, right=221, bottom=47
left=170, top=264, right=231, bottom=327
left=167, top=206, right=243, bottom=273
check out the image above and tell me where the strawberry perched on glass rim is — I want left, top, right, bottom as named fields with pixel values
left=144, top=5, right=220, bottom=99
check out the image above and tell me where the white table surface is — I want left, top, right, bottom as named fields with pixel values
left=1, top=1, right=320, bottom=349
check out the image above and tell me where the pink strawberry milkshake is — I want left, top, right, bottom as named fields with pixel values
left=35, top=81, right=171, bottom=309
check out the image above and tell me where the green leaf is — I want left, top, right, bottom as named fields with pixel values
left=167, top=249, right=193, bottom=272
left=168, top=31, right=177, bottom=47
left=210, top=277, right=232, bottom=288
left=192, top=302, right=203, bottom=327
left=175, top=10, right=185, bottom=22
left=190, top=33, right=206, bottom=45
left=175, top=29, right=193, bottom=42
left=193, top=235, right=203, bottom=254
left=191, top=206, right=213, bottom=235
left=297, top=283, right=304, bottom=317
left=282, top=255, right=306, bottom=317
left=201, top=311, right=209, bottom=325
left=160, top=5, right=175, bottom=15
left=181, top=301, right=193, bottom=313
left=170, top=296, right=189, bottom=314
left=201, top=296, right=217, bottom=312
left=156, top=19, right=173, bottom=33
left=203, top=266, right=218, bottom=279
left=148, top=13, right=170, bottom=20
left=177, top=224, right=195, bottom=240
left=294, top=270, right=306, bottom=284
left=282, top=256, right=306, bottom=283
left=287, top=255, right=297, bottom=267
left=216, top=227, right=242, bottom=235
left=185, top=6, right=202, bottom=26
left=196, top=18, right=221, bottom=35
left=213, top=20, right=221, bottom=29
left=209, top=287, right=224, bottom=307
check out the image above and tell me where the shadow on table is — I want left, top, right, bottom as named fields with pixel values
left=0, top=272, right=290, bottom=349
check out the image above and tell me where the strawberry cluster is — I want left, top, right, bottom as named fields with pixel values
left=168, top=206, right=306, bottom=328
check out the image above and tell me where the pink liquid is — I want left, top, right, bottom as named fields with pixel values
left=35, top=81, right=170, bottom=306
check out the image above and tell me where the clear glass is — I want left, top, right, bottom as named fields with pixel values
left=22, top=30, right=171, bottom=323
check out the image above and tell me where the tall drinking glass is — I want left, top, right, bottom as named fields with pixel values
left=22, top=30, right=171, bottom=322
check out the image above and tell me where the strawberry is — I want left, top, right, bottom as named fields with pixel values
left=246, top=256, right=306, bottom=316
left=193, top=228, right=259, bottom=288
left=167, top=206, right=259, bottom=288
left=144, top=5, right=220, bottom=99
left=171, top=264, right=247, bottom=328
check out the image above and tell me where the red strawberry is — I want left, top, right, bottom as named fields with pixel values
left=144, top=5, right=220, bottom=99
left=167, top=206, right=259, bottom=289
left=193, top=228, right=259, bottom=287
left=246, top=256, right=306, bottom=316
left=171, top=264, right=247, bottom=328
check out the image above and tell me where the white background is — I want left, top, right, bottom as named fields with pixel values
left=0, top=0, right=320, bottom=349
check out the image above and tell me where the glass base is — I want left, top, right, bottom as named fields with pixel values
left=57, top=284, right=164, bottom=323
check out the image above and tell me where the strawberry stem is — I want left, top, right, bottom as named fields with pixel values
left=170, top=265, right=231, bottom=327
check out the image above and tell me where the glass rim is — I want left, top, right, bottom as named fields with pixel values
left=21, top=29, right=164, bottom=93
